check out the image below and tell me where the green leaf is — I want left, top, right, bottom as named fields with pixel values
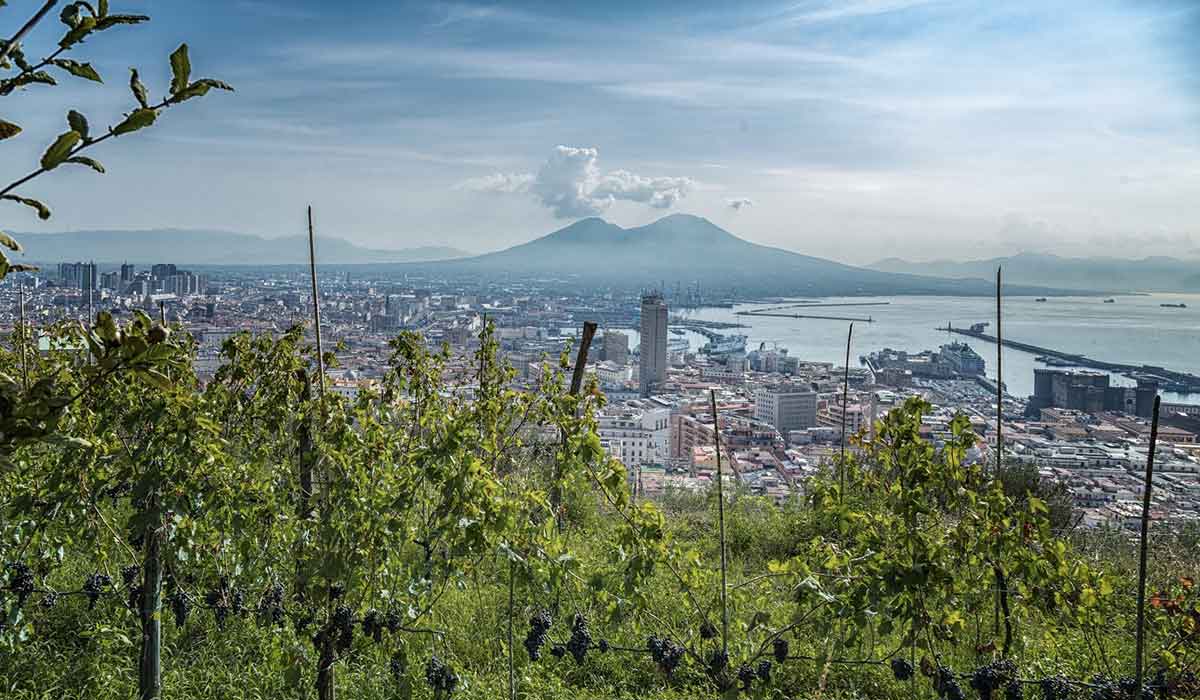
left=112, top=107, right=156, bottom=135
left=0, top=119, right=19, bottom=140
left=66, top=156, right=105, bottom=173
left=169, top=44, right=190, bottom=95
left=98, top=0, right=107, bottom=16
left=40, top=130, right=82, bottom=170
left=1, top=195, right=51, bottom=220
left=53, top=59, right=103, bottom=83
left=0, top=231, right=22, bottom=252
left=96, top=14, right=149, bottom=30
left=59, top=16, right=96, bottom=49
left=67, top=110, right=89, bottom=139
left=129, top=68, right=149, bottom=108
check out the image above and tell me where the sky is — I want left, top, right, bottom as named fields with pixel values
left=2, top=0, right=1198, bottom=264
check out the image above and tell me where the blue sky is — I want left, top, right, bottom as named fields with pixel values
left=2, top=0, right=1197, bottom=262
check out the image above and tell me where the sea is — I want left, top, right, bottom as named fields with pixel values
left=630, top=292, right=1200, bottom=405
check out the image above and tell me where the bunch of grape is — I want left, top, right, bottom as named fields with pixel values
left=424, top=655, right=459, bottom=696
left=230, top=586, right=246, bottom=617
left=1091, top=677, right=1119, bottom=700
left=361, top=609, right=384, bottom=643
left=329, top=584, right=345, bottom=600
left=168, top=590, right=190, bottom=627
left=385, top=608, right=403, bottom=635
left=738, top=664, right=757, bottom=692
left=707, top=649, right=729, bottom=675
left=972, top=660, right=1018, bottom=700
left=892, top=658, right=915, bottom=681
left=699, top=620, right=717, bottom=640
left=772, top=637, right=790, bottom=663
left=83, top=572, right=111, bottom=610
left=1117, top=676, right=1154, bottom=700
left=597, top=639, right=610, bottom=653
left=1039, top=675, right=1072, bottom=700
left=257, top=583, right=286, bottom=627
left=294, top=611, right=314, bottom=635
left=332, top=604, right=354, bottom=652
left=550, top=644, right=566, bottom=659
left=647, top=635, right=685, bottom=675
left=121, top=565, right=142, bottom=613
left=7, top=563, right=35, bottom=608
left=567, top=613, right=592, bottom=663
left=756, top=660, right=772, bottom=683
left=523, top=610, right=552, bottom=661
left=39, top=591, right=59, bottom=610
left=1006, top=680, right=1025, bottom=700
left=205, top=580, right=231, bottom=629
left=934, top=666, right=965, bottom=700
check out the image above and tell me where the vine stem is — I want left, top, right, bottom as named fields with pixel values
left=1134, top=396, right=1161, bottom=690
left=507, top=559, right=516, bottom=700
left=0, top=0, right=58, bottom=65
left=709, top=389, right=730, bottom=663
left=839, top=322, right=853, bottom=496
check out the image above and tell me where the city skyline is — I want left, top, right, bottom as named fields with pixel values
left=0, top=0, right=1195, bottom=264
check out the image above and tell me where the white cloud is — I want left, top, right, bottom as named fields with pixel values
left=728, top=198, right=754, bottom=210
left=463, top=146, right=694, bottom=218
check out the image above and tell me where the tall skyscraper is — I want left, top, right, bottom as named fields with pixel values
left=80, top=261, right=98, bottom=291
left=120, top=262, right=135, bottom=283
left=602, top=330, right=630, bottom=366
left=639, top=292, right=668, bottom=396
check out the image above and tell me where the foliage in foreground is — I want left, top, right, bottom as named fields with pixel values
left=0, top=318, right=1198, bottom=700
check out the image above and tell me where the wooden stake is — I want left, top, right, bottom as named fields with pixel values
left=1134, top=396, right=1161, bottom=691
left=839, top=323, right=854, bottom=495
left=552, top=321, right=597, bottom=524
left=307, top=206, right=327, bottom=407
left=710, top=389, right=729, bottom=664
left=17, top=282, right=28, bottom=392
left=995, top=267, right=1003, bottom=470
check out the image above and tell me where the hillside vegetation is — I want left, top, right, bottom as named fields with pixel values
left=1, top=319, right=1197, bottom=700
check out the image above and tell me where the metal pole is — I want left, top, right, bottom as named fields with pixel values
left=1134, top=396, right=1161, bottom=691
left=18, top=282, right=29, bottom=391
left=995, top=267, right=1003, bottom=471
left=839, top=322, right=853, bottom=494
left=709, top=389, right=729, bottom=663
left=307, top=206, right=326, bottom=405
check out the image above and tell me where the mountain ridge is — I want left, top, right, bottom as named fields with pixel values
left=407, top=214, right=1088, bottom=297
left=12, top=229, right=469, bottom=265
left=869, top=251, right=1200, bottom=293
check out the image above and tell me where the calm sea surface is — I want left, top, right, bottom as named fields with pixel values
left=662, top=293, right=1200, bottom=404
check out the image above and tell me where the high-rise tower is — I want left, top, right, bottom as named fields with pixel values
left=639, top=292, right=668, bottom=396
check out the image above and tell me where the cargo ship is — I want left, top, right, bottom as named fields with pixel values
left=1161, top=303, right=1187, bottom=308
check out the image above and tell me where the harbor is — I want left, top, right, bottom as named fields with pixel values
left=940, top=322, right=1200, bottom=394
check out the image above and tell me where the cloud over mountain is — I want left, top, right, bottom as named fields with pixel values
left=461, top=146, right=693, bottom=218
left=728, top=198, right=753, bottom=210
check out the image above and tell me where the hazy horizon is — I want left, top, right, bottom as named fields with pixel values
left=2, top=0, right=1196, bottom=264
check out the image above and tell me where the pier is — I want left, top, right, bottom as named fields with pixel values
left=737, top=310, right=874, bottom=323
left=940, top=325, right=1200, bottom=393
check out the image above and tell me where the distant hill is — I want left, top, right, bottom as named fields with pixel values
left=869, top=252, right=1200, bottom=293
left=13, top=229, right=469, bottom=265
left=409, top=214, right=1083, bottom=297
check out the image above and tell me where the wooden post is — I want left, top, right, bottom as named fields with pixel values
left=995, top=267, right=1003, bottom=470
left=307, top=206, right=327, bottom=407
left=138, top=510, right=162, bottom=700
left=709, top=389, right=729, bottom=663
left=839, top=323, right=854, bottom=495
left=552, top=321, right=597, bottom=524
left=158, top=300, right=165, bottom=325
left=1134, top=396, right=1161, bottom=691
left=17, top=282, right=29, bottom=391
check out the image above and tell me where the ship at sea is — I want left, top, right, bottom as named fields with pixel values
left=1161, top=303, right=1187, bottom=308
left=1035, top=297, right=1047, bottom=302
left=702, top=334, right=748, bottom=356
left=1103, top=298, right=1115, bottom=303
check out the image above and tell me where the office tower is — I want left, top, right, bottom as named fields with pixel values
left=603, top=330, right=630, bottom=366
left=80, top=261, right=98, bottom=291
left=120, top=262, right=135, bottom=283
left=639, top=292, right=668, bottom=396
left=754, top=385, right=818, bottom=432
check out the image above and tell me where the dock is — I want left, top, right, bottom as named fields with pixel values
left=940, top=325, right=1200, bottom=393
left=737, top=311, right=874, bottom=323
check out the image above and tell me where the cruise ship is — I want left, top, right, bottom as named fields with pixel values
left=703, top=334, right=748, bottom=356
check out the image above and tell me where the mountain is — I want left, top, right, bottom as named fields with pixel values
left=12, top=229, right=469, bottom=265
left=869, top=252, right=1200, bottom=293
left=409, top=214, right=1081, bottom=297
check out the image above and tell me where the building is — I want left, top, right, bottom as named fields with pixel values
left=151, top=263, right=178, bottom=281
left=120, top=262, right=135, bottom=283
left=100, top=271, right=121, bottom=290
left=1028, top=369, right=1157, bottom=418
left=79, top=261, right=98, bottom=291
left=598, top=405, right=670, bottom=470
left=754, top=385, right=818, bottom=433
left=602, top=330, right=629, bottom=366
left=639, top=292, right=668, bottom=396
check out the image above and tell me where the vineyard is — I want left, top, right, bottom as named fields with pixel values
left=0, top=315, right=1198, bottom=700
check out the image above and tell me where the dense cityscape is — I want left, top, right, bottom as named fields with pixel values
left=5, top=260, right=1198, bottom=532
